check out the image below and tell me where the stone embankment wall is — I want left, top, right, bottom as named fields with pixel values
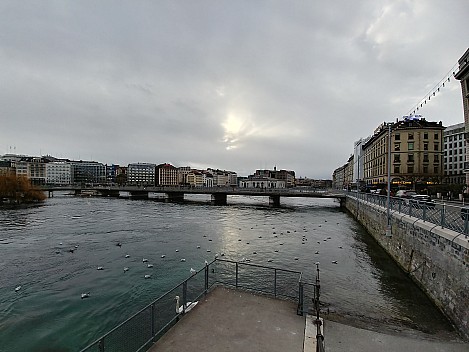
left=345, top=197, right=469, bottom=339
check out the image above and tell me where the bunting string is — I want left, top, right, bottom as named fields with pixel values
left=406, top=62, right=460, bottom=117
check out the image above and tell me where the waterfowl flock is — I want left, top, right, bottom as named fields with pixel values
left=14, top=217, right=344, bottom=297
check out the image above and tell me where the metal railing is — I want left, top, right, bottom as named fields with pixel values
left=347, top=191, right=469, bottom=237
left=79, top=258, right=310, bottom=352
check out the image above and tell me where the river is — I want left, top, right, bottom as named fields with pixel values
left=0, top=193, right=459, bottom=351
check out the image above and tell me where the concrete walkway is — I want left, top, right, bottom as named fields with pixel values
left=147, top=287, right=305, bottom=352
left=147, top=286, right=468, bottom=352
left=316, top=318, right=468, bottom=352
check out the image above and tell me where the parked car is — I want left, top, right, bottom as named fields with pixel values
left=408, top=194, right=435, bottom=208
left=395, top=190, right=417, bottom=198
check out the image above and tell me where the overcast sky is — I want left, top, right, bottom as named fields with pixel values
left=1, top=1, right=467, bottom=178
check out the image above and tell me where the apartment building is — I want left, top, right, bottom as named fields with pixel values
left=362, top=117, right=444, bottom=190
left=127, top=163, right=155, bottom=186
left=444, top=123, right=466, bottom=184
left=156, top=163, right=178, bottom=186
left=455, top=48, right=469, bottom=188
left=72, top=160, right=106, bottom=185
left=46, top=162, right=72, bottom=185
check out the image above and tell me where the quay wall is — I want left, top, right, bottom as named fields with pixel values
left=345, top=197, right=469, bottom=339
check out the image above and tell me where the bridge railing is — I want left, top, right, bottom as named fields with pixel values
left=347, top=191, right=469, bottom=237
left=79, top=259, right=307, bottom=352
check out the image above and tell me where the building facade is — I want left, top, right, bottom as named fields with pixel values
left=363, top=117, right=444, bottom=190
left=127, top=163, right=155, bottom=186
left=239, top=177, right=285, bottom=189
left=454, top=48, right=469, bottom=189
left=46, top=162, right=72, bottom=185
left=72, top=161, right=106, bottom=185
left=156, top=163, right=178, bottom=186
left=443, top=123, right=466, bottom=185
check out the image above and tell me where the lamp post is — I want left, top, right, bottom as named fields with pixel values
left=386, top=123, right=392, bottom=237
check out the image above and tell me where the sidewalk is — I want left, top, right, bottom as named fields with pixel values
left=147, top=287, right=305, bottom=352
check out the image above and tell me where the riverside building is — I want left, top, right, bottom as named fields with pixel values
left=454, top=48, right=469, bottom=189
left=443, top=123, right=466, bottom=185
left=362, top=117, right=444, bottom=190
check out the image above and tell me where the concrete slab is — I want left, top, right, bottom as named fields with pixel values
left=147, top=287, right=305, bottom=352
left=322, top=319, right=468, bottom=352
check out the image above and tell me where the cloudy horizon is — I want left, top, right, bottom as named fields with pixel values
left=1, top=1, right=468, bottom=178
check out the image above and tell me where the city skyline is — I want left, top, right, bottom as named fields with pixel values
left=1, top=1, right=468, bottom=179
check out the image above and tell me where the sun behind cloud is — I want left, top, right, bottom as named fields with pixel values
left=221, top=110, right=258, bottom=150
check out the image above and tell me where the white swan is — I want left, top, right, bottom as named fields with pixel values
left=15, top=285, right=21, bottom=292
left=190, top=267, right=196, bottom=275
left=175, top=295, right=198, bottom=314
left=142, top=258, right=148, bottom=263
left=81, top=292, right=90, bottom=299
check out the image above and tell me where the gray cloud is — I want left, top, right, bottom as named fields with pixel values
left=1, top=0, right=467, bottom=178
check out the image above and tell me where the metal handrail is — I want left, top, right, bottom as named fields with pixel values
left=79, top=258, right=310, bottom=352
left=346, top=191, right=469, bottom=237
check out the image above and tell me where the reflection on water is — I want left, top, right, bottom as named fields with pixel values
left=0, top=194, right=460, bottom=351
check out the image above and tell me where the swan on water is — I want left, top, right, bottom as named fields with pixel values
left=15, top=286, right=21, bottom=292
left=190, top=268, right=196, bottom=275
left=125, top=254, right=130, bottom=258
left=81, top=292, right=90, bottom=299
left=331, top=260, right=338, bottom=264
left=161, top=254, right=166, bottom=258
left=144, top=274, right=151, bottom=279
left=180, top=258, right=186, bottom=262
left=97, top=266, right=103, bottom=270
left=175, top=295, right=198, bottom=314
left=142, top=258, right=148, bottom=263
left=124, top=267, right=129, bottom=272
left=147, top=264, right=154, bottom=268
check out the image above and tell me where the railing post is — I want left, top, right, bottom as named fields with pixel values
left=441, top=205, right=445, bottom=229
left=151, top=303, right=155, bottom=339
left=235, top=262, right=239, bottom=289
left=98, top=339, right=104, bottom=352
left=274, top=269, right=277, bottom=298
left=205, top=261, right=209, bottom=294
left=182, top=281, right=187, bottom=314
left=297, top=281, right=304, bottom=316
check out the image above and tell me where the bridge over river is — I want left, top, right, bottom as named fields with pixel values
left=42, top=185, right=346, bottom=206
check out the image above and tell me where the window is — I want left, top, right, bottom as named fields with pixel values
left=423, top=166, right=428, bottom=173
left=394, top=143, right=400, bottom=151
left=424, top=143, right=428, bottom=150
left=408, top=133, right=414, bottom=140
left=434, top=143, right=439, bottom=151
left=434, top=166, right=439, bottom=174
left=394, top=154, right=400, bottom=163
left=423, top=154, right=429, bottom=162
left=394, top=165, right=400, bottom=173
left=408, top=154, right=414, bottom=162
left=424, top=133, right=428, bottom=139
left=395, top=133, right=400, bottom=141
left=459, top=142, right=463, bottom=147
left=408, top=165, right=414, bottom=173
left=408, top=142, right=414, bottom=150
left=449, top=157, right=453, bottom=162
left=434, top=154, right=439, bottom=162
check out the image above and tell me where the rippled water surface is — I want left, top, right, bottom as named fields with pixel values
left=0, top=194, right=458, bottom=351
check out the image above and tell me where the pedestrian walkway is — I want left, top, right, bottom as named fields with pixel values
left=322, top=319, right=468, bottom=352
left=147, top=286, right=305, bottom=352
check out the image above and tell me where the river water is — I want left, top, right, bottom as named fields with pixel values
left=0, top=193, right=460, bottom=351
